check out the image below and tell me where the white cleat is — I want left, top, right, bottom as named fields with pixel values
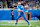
left=28, top=24, right=31, bottom=26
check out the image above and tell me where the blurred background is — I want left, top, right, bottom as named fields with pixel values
left=0, top=0, right=40, bottom=20
left=0, top=0, right=40, bottom=27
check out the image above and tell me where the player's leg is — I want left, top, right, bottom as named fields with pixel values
left=23, top=14, right=30, bottom=25
left=16, top=15, right=21, bottom=20
left=15, top=15, right=21, bottom=25
left=15, top=19, right=18, bottom=25
left=16, top=19, right=18, bottom=23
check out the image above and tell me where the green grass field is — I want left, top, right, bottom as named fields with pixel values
left=0, top=20, right=40, bottom=27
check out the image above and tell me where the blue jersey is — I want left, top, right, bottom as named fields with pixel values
left=17, top=6, right=24, bottom=15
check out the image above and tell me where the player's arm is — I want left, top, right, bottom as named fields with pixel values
left=17, top=9, right=23, bottom=12
left=11, top=7, right=15, bottom=11
left=18, top=6, right=23, bottom=12
left=20, top=9, right=23, bottom=12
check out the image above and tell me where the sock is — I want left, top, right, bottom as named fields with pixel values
left=16, top=19, right=18, bottom=24
left=26, top=20, right=30, bottom=25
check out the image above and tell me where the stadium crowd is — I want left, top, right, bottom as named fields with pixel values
left=9, top=0, right=40, bottom=10
left=0, top=0, right=40, bottom=10
left=0, top=0, right=3, bottom=8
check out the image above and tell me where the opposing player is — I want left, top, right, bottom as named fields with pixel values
left=15, top=2, right=31, bottom=26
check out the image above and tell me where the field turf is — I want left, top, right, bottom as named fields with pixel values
left=0, top=20, right=40, bottom=27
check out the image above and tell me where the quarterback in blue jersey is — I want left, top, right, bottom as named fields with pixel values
left=15, top=2, right=31, bottom=26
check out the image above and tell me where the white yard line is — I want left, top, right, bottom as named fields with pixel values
left=0, top=24, right=39, bottom=26
left=0, top=24, right=28, bottom=26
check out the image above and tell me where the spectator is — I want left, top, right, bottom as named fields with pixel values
left=33, top=5, right=37, bottom=10
left=10, top=5, right=13, bottom=8
left=30, top=1, right=34, bottom=8
left=25, top=3, right=29, bottom=9
left=10, top=1, right=13, bottom=6
left=0, top=0, right=3, bottom=4
left=37, top=4, right=40, bottom=10
left=0, top=0, right=3, bottom=8
left=28, top=6, right=32, bottom=10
